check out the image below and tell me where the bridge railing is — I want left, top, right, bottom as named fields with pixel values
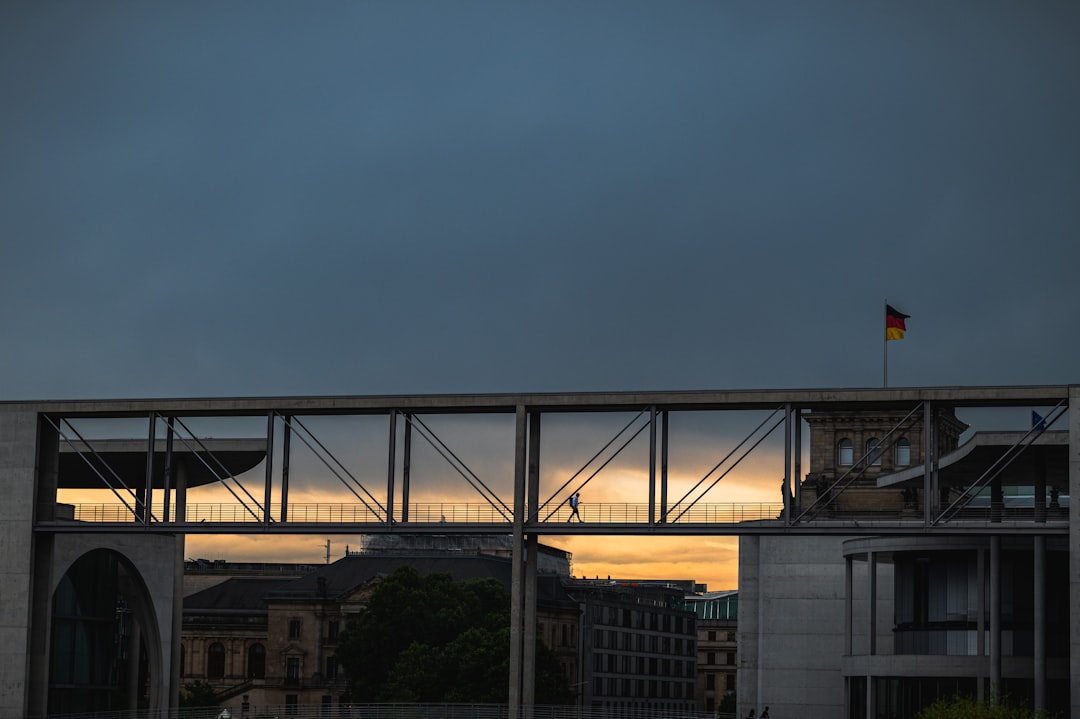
left=45, top=703, right=718, bottom=719
left=55, top=501, right=1068, bottom=528
left=61, top=502, right=785, bottom=525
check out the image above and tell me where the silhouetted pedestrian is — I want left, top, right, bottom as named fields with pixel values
left=568, top=492, right=582, bottom=522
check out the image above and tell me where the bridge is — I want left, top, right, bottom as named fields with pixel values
left=2, top=384, right=1077, bottom=719
left=26, top=385, right=1075, bottom=536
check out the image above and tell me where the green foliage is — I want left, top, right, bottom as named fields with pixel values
left=717, top=691, right=737, bottom=716
left=336, top=566, right=571, bottom=704
left=178, top=679, right=218, bottom=708
left=916, top=695, right=1054, bottom=719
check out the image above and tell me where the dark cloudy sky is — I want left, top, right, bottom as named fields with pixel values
left=4, top=2, right=1079, bottom=400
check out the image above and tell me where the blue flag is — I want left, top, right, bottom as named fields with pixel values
left=1032, top=410, right=1046, bottom=431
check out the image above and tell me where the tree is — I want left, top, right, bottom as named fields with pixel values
left=916, top=695, right=1055, bottom=719
left=717, top=691, right=737, bottom=717
left=178, top=680, right=218, bottom=708
left=336, top=566, right=571, bottom=704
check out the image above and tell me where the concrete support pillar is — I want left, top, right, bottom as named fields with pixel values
left=171, top=460, right=187, bottom=709
left=977, top=547, right=986, bottom=702
left=523, top=534, right=537, bottom=718
left=523, top=411, right=541, bottom=716
left=844, top=556, right=853, bottom=656
left=508, top=406, right=527, bottom=719
left=990, top=535, right=1001, bottom=700
left=127, top=620, right=142, bottom=710
left=867, top=551, right=877, bottom=656
left=737, top=536, right=760, bottom=719
left=26, top=413, right=59, bottom=719
left=1069, top=385, right=1080, bottom=719
left=1034, top=535, right=1046, bottom=712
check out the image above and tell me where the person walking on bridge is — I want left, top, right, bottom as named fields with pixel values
left=568, top=492, right=582, bottom=522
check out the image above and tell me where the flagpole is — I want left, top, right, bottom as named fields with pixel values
left=883, top=300, right=888, bottom=388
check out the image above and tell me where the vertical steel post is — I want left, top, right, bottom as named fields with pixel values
left=387, top=410, right=397, bottom=524
left=143, top=412, right=156, bottom=525
left=660, top=410, right=669, bottom=523
left=163, top=416, right=174, bottom=523
left=402, top=413, right=412, bottom=521
left=784, top=403, right=792, bottom=525
left=649, top=406, right=657, bottom=524
left=280, top=416, right=291, bottom=524
left=923, top=401, right=932, bottom=525
left=528, top=411, right=541, bottom=523
left=263, top=412, right=274, bottom=527
left=794, top=408, right=802, bottom=518
left=1034, top=459, right=1047, bottom=524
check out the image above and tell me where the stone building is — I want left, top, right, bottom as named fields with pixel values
left=685, top=590, right=738, bottom=714
left=181, top=547, right=705, bottom=715
left=565, top=579, right=698, bottom=715
left=740, top=408, right=1071, bottom=718
left=180, top=541, right=583, bottom=713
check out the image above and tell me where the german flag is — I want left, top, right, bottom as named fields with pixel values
left=885, top=304, right=909, bottom=341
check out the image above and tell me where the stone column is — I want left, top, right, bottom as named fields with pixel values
left=1070, top=385, right=1080, bottom=719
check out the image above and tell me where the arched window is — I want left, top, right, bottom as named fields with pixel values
left=837, top=438, right=853, bottom=466
left=867, top=438, right=882, bottom=466
left=248, top=643, right=266, bottom=679
left=895, top=437, right=911, bottom=466
left=207, top=642, right=225, bottom=679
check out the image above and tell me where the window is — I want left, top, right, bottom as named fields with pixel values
left=726, top=673, right=735, bottom=691
left=838, top=438, right=854, bottom=466
left=180, top=644, right=185, bottom=676
left=288, top=618, right=302, bottom=640
left=327, top=620, right=339, bottom=642
left=707, top=630, right=716, bottom=641
left=286, top=656, right=301, bottom=684
left=867, top=438, right=882, bottom=466
left=726, top=651, right=735, bottom=666
left=285, top=695, right=298, bottom=716
left=895, top=437, right=911, bottom=465
left=325, top=656, right=337, bottom=680
left=247, top=643, right=266, bottom=679
left=207, top=642, right=225, bottom=679
left=707, top=652, right=715, bottom=665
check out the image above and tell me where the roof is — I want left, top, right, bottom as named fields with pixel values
left=59, top=438, right=266, bottom=488
left=876, top=430, right=1069, bottom=489
left=683, top=591, right=738, bottom=621
left=183, top=553, right=578, bottom=610
left=265, top=553, right=520, bottom=601
left=184, top=577, right=290, bottom=611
